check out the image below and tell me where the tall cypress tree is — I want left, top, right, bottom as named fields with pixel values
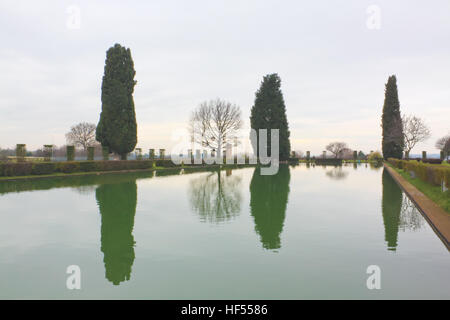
left=381, top=75, right=404, bottom=159
left=250, top=73, right=291, bottom=160
left=96, top=43, right=137, bottom=160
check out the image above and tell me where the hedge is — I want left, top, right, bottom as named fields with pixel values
left=388, top=158, right=450, bottom=189
left=406, top=158, right=443, bottom=164
left=0, top=158, right=254, bottom=178
left=155, top=159, right=178, bottom=167
left=0, top=160, right=166, bottom=177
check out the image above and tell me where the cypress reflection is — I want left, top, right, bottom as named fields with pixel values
left=381, top=168, right=402, bottom=251
left=250, top=165, right=290, bottom=250
left=96, top=180, right=137, bottom=285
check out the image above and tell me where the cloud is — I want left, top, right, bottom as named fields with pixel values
left=0, top=0, right=449, bottom=153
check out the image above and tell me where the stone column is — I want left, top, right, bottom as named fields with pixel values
left=43, top=145, right=53, bottom=162
left=195, top=149, right=202, bottom=165
left=102, top=146, right=109, bottom=160
left=66, top=146, right=75, bottom=161
left=422, top=151, right=427, bottom=160
left=306, top=151, right=310, bottom=161
left=135, top=148, right=142, bottom=160
left=149, top=149, right=155, bottom=160
left=188, top=149, right=193, bottom=164
left=226, top=143, right=233, bottom=164
left=160, top=149, right=165, bottom=160
left=87, top=146, right=95, bottom=161
left=16, top=144, right=26, bottom=162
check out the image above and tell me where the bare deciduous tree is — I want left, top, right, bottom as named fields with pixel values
left=189, top=99, right=243, bottom=158
left=436, top=134, right=450, bottom=160
left=65, top=122, right=96, bottom=150
left=402, top=114, right=431, bottom=157
left=325, top=167, right=349, bottom=180
left=188, top=171, right=242, bottom=223
left=325, top=142, right=348, bottom=158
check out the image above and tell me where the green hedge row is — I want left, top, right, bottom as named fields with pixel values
left=0, top=160, right=166, bottom=177
left=0, top=159, right=258, bottom=177
left=388, top=158, right=450, bottom=188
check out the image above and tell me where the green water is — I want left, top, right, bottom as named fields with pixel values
left=0, top=164, right=448, bottom=299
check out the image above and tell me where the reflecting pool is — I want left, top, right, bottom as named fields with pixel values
left=0, top=164, right=448, bottom=299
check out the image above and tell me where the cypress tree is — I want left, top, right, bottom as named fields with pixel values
left=381, top=75, right=404, bottom=159
left=250, top=74, right=291, bottom=161
left=96, top=43, right=137, bottom=160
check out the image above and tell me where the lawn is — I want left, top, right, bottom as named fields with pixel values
left=388, top=164, right=450, bottom=213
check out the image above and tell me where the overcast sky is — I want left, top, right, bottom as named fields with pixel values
left=1, top=0, right=449, bottom=155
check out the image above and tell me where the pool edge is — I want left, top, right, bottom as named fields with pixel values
left=384, top=164, right=450, bottom=251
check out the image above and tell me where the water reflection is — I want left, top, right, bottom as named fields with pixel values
left=250, top=165, right=290, bottom=251
left=399, top=194, right=424, bottom=232
left=381, top=169, right=402, bottom=251
left=188, top=169, right=242, bottom=223
left=369, top=162, right=383, bottom=170
left=325, top=166, right=349, bottom=180
left=96, top=181, right=137, bottom=285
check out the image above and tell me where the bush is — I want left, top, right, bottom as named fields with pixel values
left=57, top=161, right=80, bottom=173
left=0, top=159, right=187, bottom=177
left=1, top=162, right=33, bottom=176
left=93, top=160, right=153, bottom=171
left=32, top=162, right=56, bottom=175
left=368, top=151, right=383, bottom=162
left=66, top=146, right=75, bottom=161
left=155, top=159, right=177, bottom=167
left=102, top=146, right=109, bottom=160
left=388, top=158, right=450, bottom=188
left=79, top=161, right=97, bottom=172
left=87, top=147, right=95, bottom=161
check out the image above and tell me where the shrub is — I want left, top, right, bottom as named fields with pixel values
left=66, top=146, right=75, bottom=161
left=368, top=151, right=383, bottom=162
left=0, top=159, right=189, bottom=177
left=87, top=147, right=95, bottom=161
left=57, top=161, right=80, bottom=173
left=155, top=159, right=177, bottom=167
left=31, top=162, right=56, bottom=175
left=102, top=146, right=109, bottom=160
left=388, top=158, right=450, bottom=189
left=2, top=162, right=33, bottom=176
left=79, top=161, right=97, bottom=172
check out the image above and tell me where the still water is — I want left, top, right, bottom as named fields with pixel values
left=0, top=164, right=449, bottom=299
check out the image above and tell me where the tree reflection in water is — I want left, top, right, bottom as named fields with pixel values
left=380, top=169, right=425, bottom=251
left=96, top=181, right=137, bottom=285
left=399, top=194, right=424, bottom=232
left=381, top=169, right=402, bottom=251
left=188, top=169, right=242, bottom=223
left=250, top=165, right=290, bottom=251
left=325, top=166, right=349, bottom=180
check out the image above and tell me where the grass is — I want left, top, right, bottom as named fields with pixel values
left=387, top=163, right=450, bottom=213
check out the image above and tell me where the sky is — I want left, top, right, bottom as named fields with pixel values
left=0, top=0, right=449, bottom=156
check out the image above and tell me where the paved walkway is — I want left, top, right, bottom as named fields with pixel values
left=384, top=164, right=450, bottom=250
